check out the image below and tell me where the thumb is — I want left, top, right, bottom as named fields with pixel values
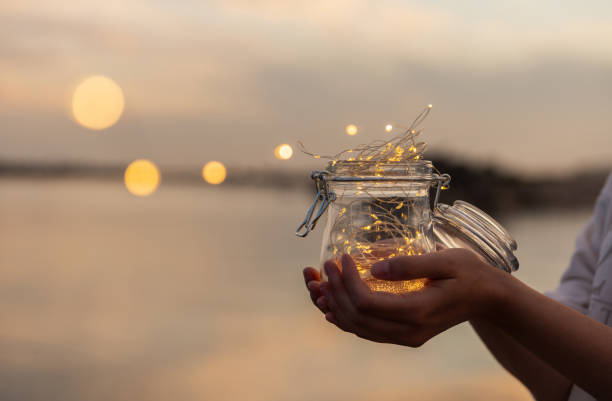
left=371, top=251, right=455, bottom=281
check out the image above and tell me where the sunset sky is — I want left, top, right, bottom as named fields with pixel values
left=2, top=0, right=611, bottom=174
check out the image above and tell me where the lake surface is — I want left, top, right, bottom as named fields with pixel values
left=0, top=178, right=593, bottom=401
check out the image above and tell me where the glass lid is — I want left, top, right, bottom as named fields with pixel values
left=433, top=200, right=519, bottom=273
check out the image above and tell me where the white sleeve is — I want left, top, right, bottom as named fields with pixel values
left=547, top=215, right=601, bottom=314
left=547, top=174, right=612, bottom=314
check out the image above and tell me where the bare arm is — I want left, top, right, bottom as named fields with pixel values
left=485, top=273, right=612, bottom=401
left=483, top=198, right=606, bottom=399
left=470, top=319, right=571, bottom=401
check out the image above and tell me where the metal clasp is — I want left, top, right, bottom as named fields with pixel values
left=296, top=171, right=336, bottom=237
left=433, top=173, right=451, bottom=209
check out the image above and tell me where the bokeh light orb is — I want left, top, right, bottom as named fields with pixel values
left=346, top=124, right=358, bottom=136
left=385, top=124, right=393, bottom=132
left=202, top=161, right=227, bottom=185
left=72, top=75, right=125, bottom=130
left=274, top=144, right=293, bottom=160
left=124, top=159, right=160, bottom=196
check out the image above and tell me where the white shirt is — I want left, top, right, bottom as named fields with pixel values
left=548, top=172, right=612, bottom=401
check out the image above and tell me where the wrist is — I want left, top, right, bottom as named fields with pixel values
left=475, top=263, right=518, bottom=322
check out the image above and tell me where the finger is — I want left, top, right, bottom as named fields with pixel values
left=307, top=280, right=321, bottom=292
left=371, top=250, right=456, bottom=281
left=325, top=259, right=379, bottom=326
left=323, top=259, right=417, bottom=341
left=310, top=286, right=327, bottom=313
left=303, top=267, right=321, bottom=284
left=324, top=260, right=355, bottom=314
left=325, top=312, right=337, bottom=325
left=303, top=267, right=325, bottom=311
left=340, top=253, right=374, bottom=307
left=320, top=281, right=354, bottom=333
left=324, top=288, right=422, bottom=344
left=316, top=295, right=328, bottom=312
left=322, top=287, right=393, bottom=343
left=322, top=262, right=369, bottom=334
left=339, top=253, right=411, bottom=316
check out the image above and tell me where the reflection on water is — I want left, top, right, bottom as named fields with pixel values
left=0, top=179, right=592, bottom=401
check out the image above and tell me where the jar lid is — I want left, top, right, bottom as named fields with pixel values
left=326, top=160, right=435, bottom=181
left=433, top=200, right=519, bottom=273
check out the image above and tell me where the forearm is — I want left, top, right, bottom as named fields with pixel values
left=487, top=273, right=612, bottom=400
left=471, top=318, right=571, bottom=401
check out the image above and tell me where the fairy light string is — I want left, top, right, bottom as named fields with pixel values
left=298, top=104, right=432, bottom=169
left=328, top=185, right=431, bottom=292
left=300, top=105, right=441, bottom=293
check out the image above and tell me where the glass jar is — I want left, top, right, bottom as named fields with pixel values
left=297, top=159, right=518, bottom=293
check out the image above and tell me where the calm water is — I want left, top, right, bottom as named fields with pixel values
left=0, top=178, right=593, bottom=401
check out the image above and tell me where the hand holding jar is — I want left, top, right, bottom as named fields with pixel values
left=303, top=250, right=508, bottom=346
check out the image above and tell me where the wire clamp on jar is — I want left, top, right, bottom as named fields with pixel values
left=296, top=171, right=336, bottom=238
left=433, top=173, right=451, bottom=209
